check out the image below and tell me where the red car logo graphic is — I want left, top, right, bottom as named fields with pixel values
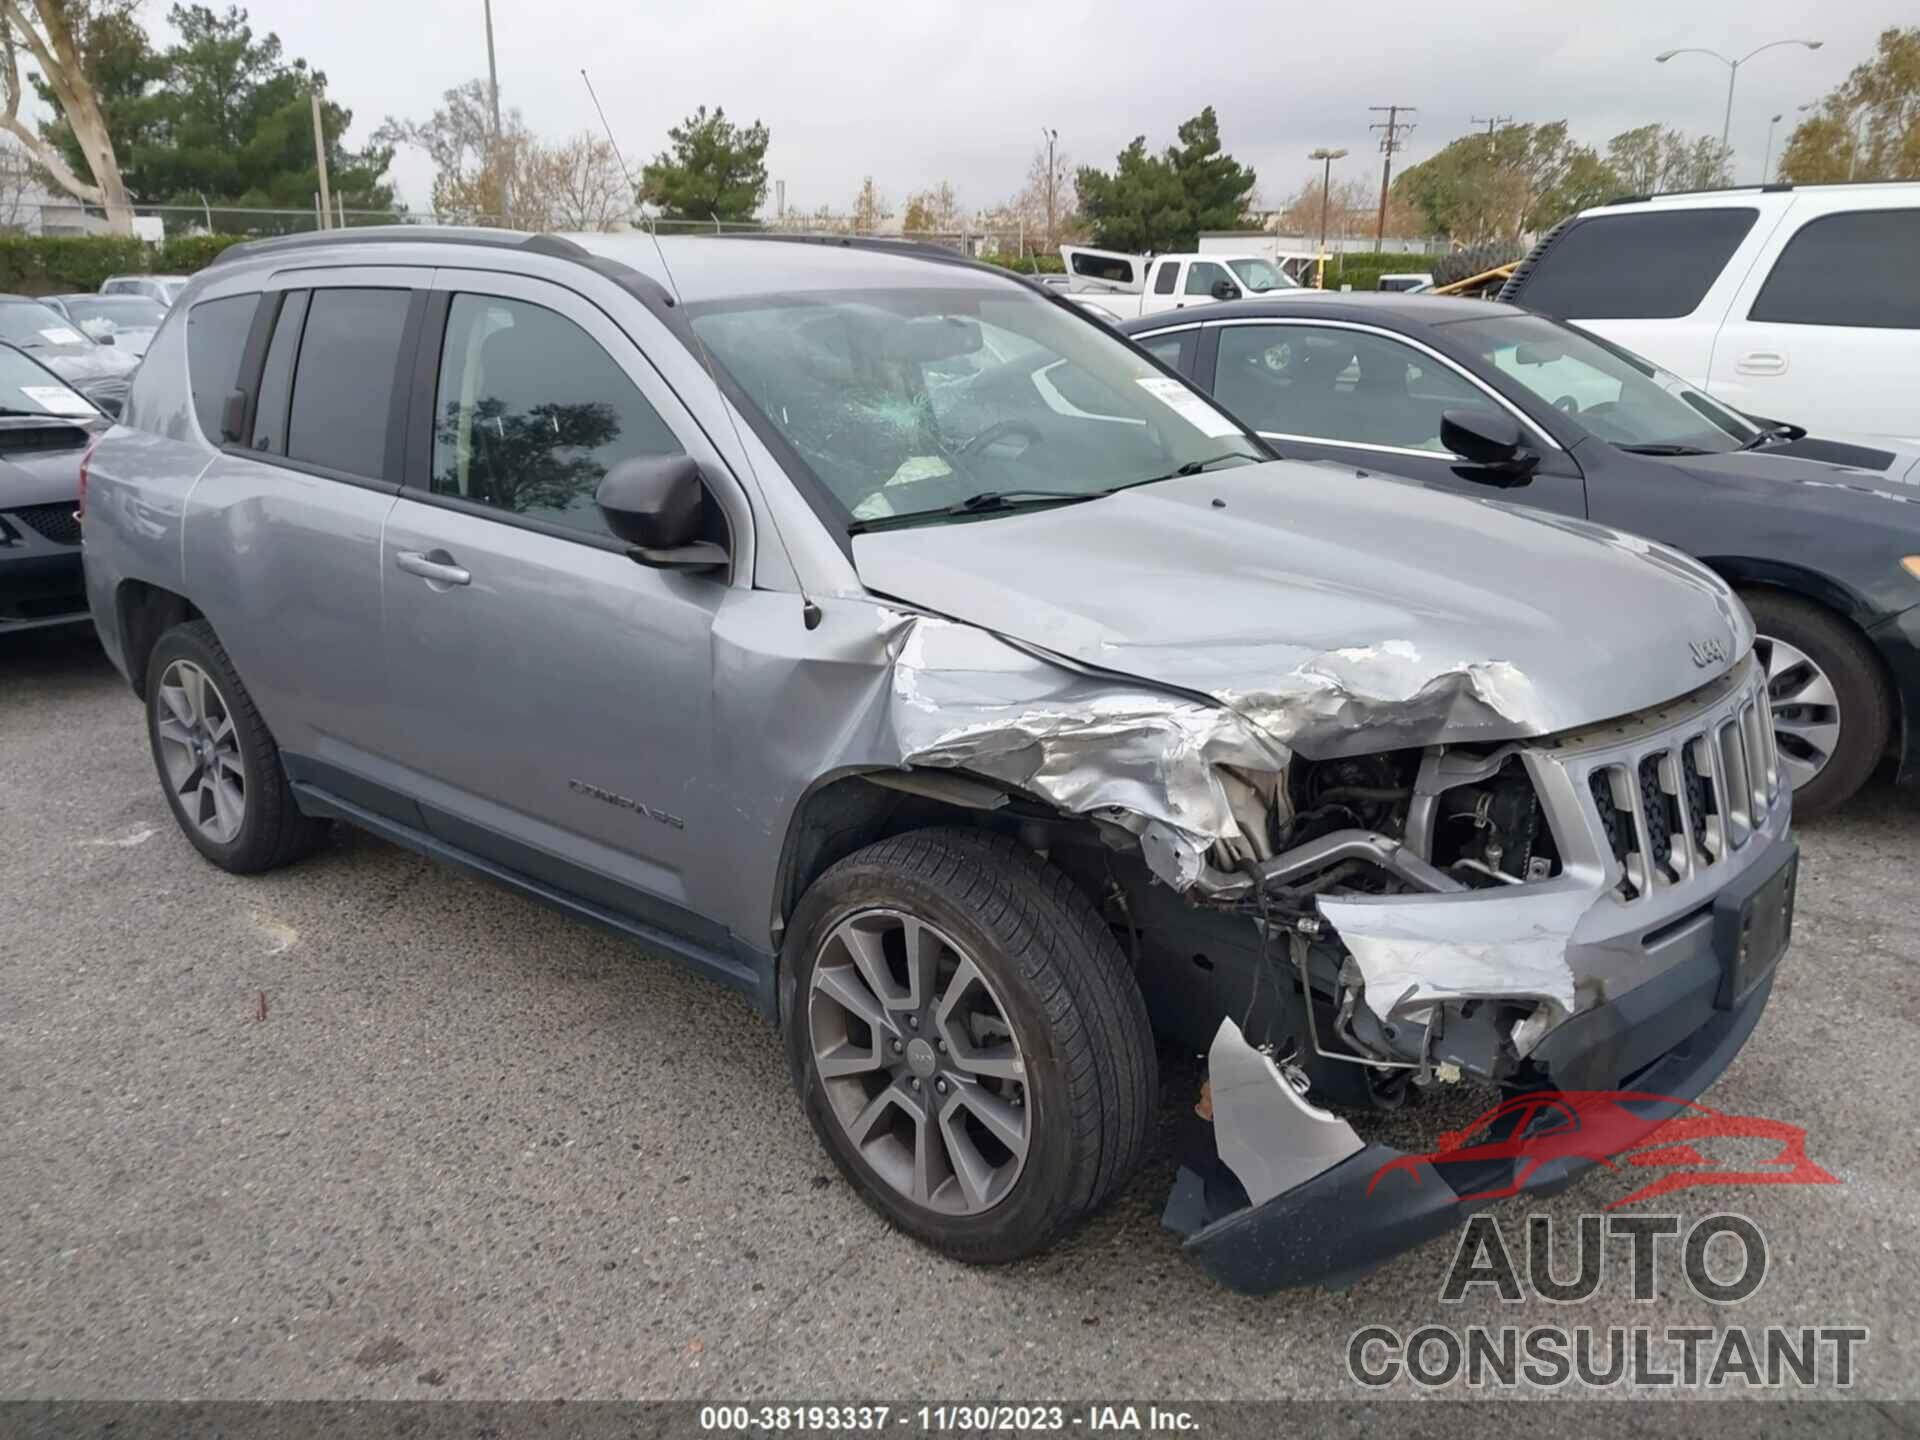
left=1367, top=1090, right=1840, bottom=1209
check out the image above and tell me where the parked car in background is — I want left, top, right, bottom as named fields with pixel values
left=43, top=294, right=167, bottom=358
left=0, top=345, right=104, bottom=634
left=1059, top=243, right=1305, bottom=319
left=0, top=296, right=140, bottom=417
left=1123, top=294, right=1920, bottom=815
left=1500, top=182, right=1920, bottom=443
left=81, top=228, right=1790, bottom=1292
left=99, top=273, right=193, bottom=307
left=1376, top=272, right=1434, bottom=292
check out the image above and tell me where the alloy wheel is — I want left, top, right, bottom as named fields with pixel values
left=807, top=909, right=1030, bottom=1215
left=1755, top=633, right=1841, bottom=792
left=154, top=659, right=247, bottom=844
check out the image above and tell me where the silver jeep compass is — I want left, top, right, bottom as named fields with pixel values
left=80, top=229, right=1794, bottom=1291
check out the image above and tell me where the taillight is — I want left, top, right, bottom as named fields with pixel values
left=77, top=438, right=96, bottom=520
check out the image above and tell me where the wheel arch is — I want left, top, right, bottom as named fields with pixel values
left=768, top=769, right=1108, bottom=958
left=1715, top=564, right=1904, bottom=784
left=116, top=579, right=203, bottom=700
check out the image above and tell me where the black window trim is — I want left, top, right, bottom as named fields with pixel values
left=218, top=282, right=427, bottom=492
left=1747, top=206, right=1920, bottom=329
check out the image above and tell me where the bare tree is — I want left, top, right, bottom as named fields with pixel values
left=0, top=133, right=33, bottom=229
left=529, top=134, right=630, bottom=231
left=901, top=179, right=960, bottom=234
left=0, top=1, right=134, bottom=233
left=850, top=175, right=888, bottom=232
left=377, top=77, right=541, bottom=227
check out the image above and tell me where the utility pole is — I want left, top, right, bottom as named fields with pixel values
left=1041, top=126, right=1058, bottom=252
left=1470, top=113, right=1512, bottom=139
left=484, top=0, right=509, bottom=223
left=310, top=84, right=332, bottom=230
left=1369, top=104, right=1416, bottom=252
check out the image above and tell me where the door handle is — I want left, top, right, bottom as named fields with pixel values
left=1736, top=350, right=1787, bottom=376
left=395, top=549, right=471, bottom=587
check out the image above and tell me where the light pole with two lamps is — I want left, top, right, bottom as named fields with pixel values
left=1654, top=39, right=1823, bottom=177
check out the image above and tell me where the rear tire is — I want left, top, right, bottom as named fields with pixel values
left=145, top=620, right=329, bottom=873
left=1741, top=589, right=1891, bottom=819
left=782, top=827, right=1156, bottom=1264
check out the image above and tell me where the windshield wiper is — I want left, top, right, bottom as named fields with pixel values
left=1615, top=443, right=1714, bottom=456
left=1127, top=453, right=1256, bottom=485
left=847, top=488, right=1112, bottom=534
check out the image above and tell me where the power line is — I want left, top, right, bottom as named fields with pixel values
left=1368, top=104, right=1417, bottom=252
left=1471, top=113, right=1513, bottom=138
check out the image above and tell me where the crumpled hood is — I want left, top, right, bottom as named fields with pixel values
left=852, top=461, right=1752, bottom=755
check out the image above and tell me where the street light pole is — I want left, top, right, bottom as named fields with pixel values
left=1762, top=114, right=1783, bottom=182
left=1308, top=147, right=1348, bottom=289
left=485, top=0, right=509, bottom=223
left=1041, top=127, right=1058, bottom=252
left=1654, top=39, right=1823, bottom=165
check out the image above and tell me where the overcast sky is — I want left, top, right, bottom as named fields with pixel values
left=127, top=0, right=1906, bottom=219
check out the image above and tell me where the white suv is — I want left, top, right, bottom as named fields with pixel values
left=1501, top=182, right=1920, bottom=441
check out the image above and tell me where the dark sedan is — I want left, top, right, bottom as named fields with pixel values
left=1121, top=295, right=1920, bottom=816
left=0, top=344, right=105, bottom=635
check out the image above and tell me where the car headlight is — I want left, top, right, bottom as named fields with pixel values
left=1904, top=556, right=1920, bottom=580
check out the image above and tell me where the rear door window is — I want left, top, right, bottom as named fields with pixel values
left=1748, top=210, right=1920, bottom=329
left=284, top=288, right=413, bottom=479
left=1509, top=208, right=1758, bottom=319
left=185, top=293, right=261, bottom=442
left=1137, top=330, right=1193, bottom=374
left=1152, top=261, right=1180, bottom=295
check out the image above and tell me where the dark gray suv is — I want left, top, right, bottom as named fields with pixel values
left=80, top=229, right=1794, bottom=1292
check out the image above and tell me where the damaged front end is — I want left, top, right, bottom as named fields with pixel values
left=851, top=601, right=1792, bottom=1292
left=1153, top=657, right=1795, bottom=1292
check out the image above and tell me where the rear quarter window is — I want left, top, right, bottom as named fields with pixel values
left=1749, top=209, right=1920, bottom=329
left=1071, top=253, right=1135, bottom=284
left=185, top=293, right=262, bottom=443
left=1509, top=208, right=1758, bottom=319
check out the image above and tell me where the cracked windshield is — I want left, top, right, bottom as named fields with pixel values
left=690, top=287, right=1264, bottom=527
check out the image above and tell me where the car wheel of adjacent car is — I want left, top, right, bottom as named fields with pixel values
left=1742, top=590, right=1891, bottom=820
left=782, top=827, right=1156, bottom=1264
left=145, top=620, right=329, bottom=873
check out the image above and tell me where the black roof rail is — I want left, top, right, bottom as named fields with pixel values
left=207, top=225, right=586, bottom=268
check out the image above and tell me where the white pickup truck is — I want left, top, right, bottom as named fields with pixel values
left=1057, top=245, right=1304, bottom=319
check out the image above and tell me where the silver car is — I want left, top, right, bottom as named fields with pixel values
left=80, top=229, right=1795, bottom=1291
left=0, top=294, right=140, bottom=415
left=44, top=293, right=168, bottom=358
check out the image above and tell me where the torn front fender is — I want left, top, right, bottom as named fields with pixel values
left=877, top=610, right=1293, bottom=889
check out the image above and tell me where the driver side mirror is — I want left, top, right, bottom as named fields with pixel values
left=1210, top=278, right=1241, bottom=302
left=595, top=455, right=728, bottom=572
left=1441, top=409, right=1540, bottom=487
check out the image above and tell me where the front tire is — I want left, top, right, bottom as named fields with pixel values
left=782, top=827, right=1156, bottom=1264
left=1742, top=589, right=1891, bottom=819
left=145, top=620, right=329, bottom=873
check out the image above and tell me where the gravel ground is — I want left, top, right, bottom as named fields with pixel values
left=2, top=625, right=1915, bottom=1404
